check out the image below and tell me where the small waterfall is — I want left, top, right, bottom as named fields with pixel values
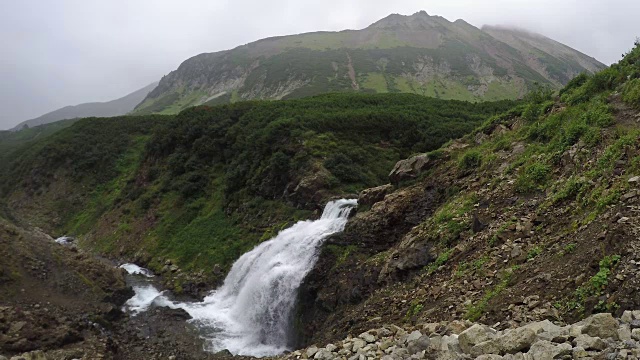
left=123, top=199, right=356, bottom=357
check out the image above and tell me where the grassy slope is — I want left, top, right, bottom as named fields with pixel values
left=297, top=41, right=640, bottom=344
left=1, top=93, right=516, bottom=289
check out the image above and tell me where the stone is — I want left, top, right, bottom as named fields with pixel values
left=389, top=153, right=438, bottom=185
left=441, top=334, right=461, bottom=353
left=527, top=340, right=572, bottom=360
left=623, top=311, right=634, bottom=323
left=470, top=339, right=501, bottom=357
left=498, top=327, right=537, bottom=354
left=629, top=176, right=640, bottom=184
left=359, top=332, right=376, bottom=343
left=619, top=324, right=632, bottom=341
left=630, top=319, right=640, bottom=329
left=325, top=344, right=337, bottom=352
left=358, top=184, right=394, bottom=206
left=459, top=324, right=495, bottom=353
left=522, top=320, right=563, bottom=335
left=314, top=349, right=334, bottom=360
left=476, top=356, right=503, bottom=360
left=379, top=339, right=394, bottom=351
left=407, top=335, right=430, bottom=355
left=352, top=338, right=366, bottom=352
left=574, top=334, right=607, bottom=350
left=632, top=328, right=640, bottom=341
left=582, top=313, right=619, bottom=340
left=572, top=346, right=589, bottom=358
left=406, top=330, right=423, bottom=343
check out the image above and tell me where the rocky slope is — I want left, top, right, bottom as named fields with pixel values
left=294, top=42, right=640, bottom=349
left=10, top=82, right=157, bottom=131
left=282, top=312, right=640, bottom=360
left=134, top=11, right=604, bottom=114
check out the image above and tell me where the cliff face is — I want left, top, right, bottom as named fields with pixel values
left=134, top=12, right=605, bottom=115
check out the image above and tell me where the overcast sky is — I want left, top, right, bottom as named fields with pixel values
left=1, top=0, right=638, bottom=130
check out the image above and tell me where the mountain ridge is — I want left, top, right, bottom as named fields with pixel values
left=134, top=11, right=605, bottom=115
left=11, top=82, right=158, bottom=131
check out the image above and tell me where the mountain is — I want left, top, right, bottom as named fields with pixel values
left=11, top=82, right=158, bottom=131
left=0, top=38, right=639, bottom=359
left=133, top=11, right=605, bottom=115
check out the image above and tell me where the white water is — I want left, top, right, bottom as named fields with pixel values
left=120, top=263, right=155, bottom=277
left=54, top=236, right=73, bottom=245
left=122, top=199, right=356, bottom=357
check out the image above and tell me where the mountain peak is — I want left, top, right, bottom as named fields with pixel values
left=367, top=10, right=442, bottom=30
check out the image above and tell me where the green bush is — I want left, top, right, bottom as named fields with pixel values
left=458, top=150, right=482, bottom=172
left=515, top=162, right=551, bottom=193
left=622, top=78, right=640, bottom=107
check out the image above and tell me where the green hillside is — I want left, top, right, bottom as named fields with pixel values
left=1, top=93, right=515, bottom=290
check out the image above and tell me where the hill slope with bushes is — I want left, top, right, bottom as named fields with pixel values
left=0, top=93, right=515, bottom=292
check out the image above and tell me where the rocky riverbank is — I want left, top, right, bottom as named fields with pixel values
left=282, top=312, right=640, bottom=360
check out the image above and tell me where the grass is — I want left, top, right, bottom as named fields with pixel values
left=465, top=266, right=517, bottom=321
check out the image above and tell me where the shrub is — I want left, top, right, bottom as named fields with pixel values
left=622, top=78, right=640, bottom=107
left=458, top=150, right=482, bottom=172
left=515, top=161, right=551, bottom=193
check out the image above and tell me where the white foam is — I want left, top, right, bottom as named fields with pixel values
left=120, top=263, right=155, bottom=277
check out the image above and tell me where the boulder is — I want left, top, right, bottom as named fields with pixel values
left=470, top=339, right=501, bottom=356
left=407, top=335, right=430, bottom=355
left=314, top=349, right=334, bottom=360
left=498, top=327, right=537, bottom=354
left=581, top=313, right=619, bottom=340
left=476, top=356, right=503, bottom=360
left=573, top=334, right=606, bottom=351
left=306, top=346, right=319, bottom=357
left=389, top=153, right=438, bottom=185
left=358, top=184, right=394, bottom=206
left=458, top=324, right=495, bottom=353
left=526, top=340, right=571, bottom=360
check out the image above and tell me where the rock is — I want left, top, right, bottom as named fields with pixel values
left=629, top=176, right=640, bottom=184
left=572, top=346, right=589, bottom=358
left=458, top=324, right=495, bottom=353
left=379, top=339, right=394, bottom=351
left=325, top=343, right=337, bottom=352
left=407, top=335, right=430, bottom=355
left=573, top=334, right=607, bottom=350
left=314, top=349, right=334, bottom=360
left=470, top=339, right=501, bottom=357
left=619, top=324, right=632, bottom=341
left=632, top=328, right=640, bottom=341
left=582, top=313, right=619, bottom=340
left=630, top=319, right=640, bottom=329
left=622, top=310, right=634, bottom=323
left=522, top=320, right=563, bottom=335
left=358, top=184, right=394, bottom=206
left=406, top=330, right=423, bottom=343
left=476, top=356, right=503, bottom=360
left=498, top=327, right=537, bottom=354
left=526, top=340, right=571, bottom=360
left=359, top=331, right=376, bottom=343
left=389, top=153, right=439, bottom=185
left=352, top=338, right=366, bottom=352
left=306, top=345, right=319, bottom=357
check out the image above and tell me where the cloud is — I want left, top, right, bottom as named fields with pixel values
left=1, top=0, right=638, bottom=129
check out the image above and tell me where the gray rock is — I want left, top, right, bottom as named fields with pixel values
left=582, top=313, right=619, bottom=340
left=630, top=319, right=640, bottom=329
left=459, top=324, right=495, bottom=353
left=573, top=334, right=607, bottom=350
left=498, top=327, right=537, bottom=354
left=470, top=339, right=501, bottom=357
left=476, top=356, right=503, bottom=360
left=359, top=331, right=376, bottom=343
left=306, top=345, right=319, bottom=357
left=622, top=310, right=633, bottom=323
left=406, top=330, right=423, bottom=343
left=629, top=176, right=640, bottom=184
left=407, top=335, right=430, bottom=355
left=522, top=320, right=563, bottom=335
left=325, top=343, right=337, bottom=352
left=379, top=339, right=394, bottom=351
left=389, top=153, right=437, bottom=184
left=352, top=338, right=366, bottom=352
left=632, top=328, right=640, bottom=341
left=314, top=349, right=334, bottom=360
left=619, top=324, right=632, bottom=341
left=527, top=340, right=572, bottom=360
left=572, top=346, right=589, bottom=358
left=358, top=184, right=394, bottom=206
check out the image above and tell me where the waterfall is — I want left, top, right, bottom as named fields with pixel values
left=123, top=199, right=356, bottom=357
